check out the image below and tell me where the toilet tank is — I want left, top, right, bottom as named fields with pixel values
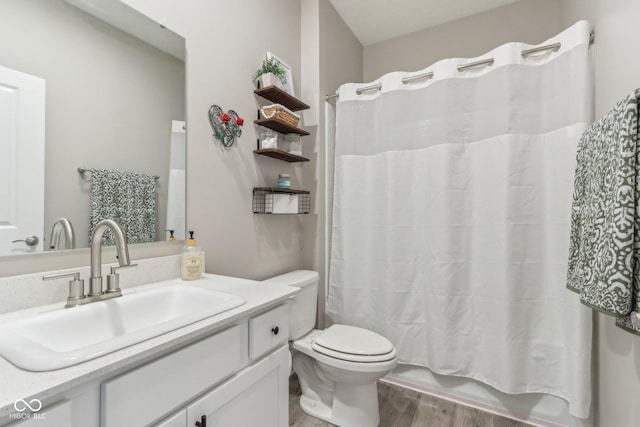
left=261, top=270, right=319, bottom=340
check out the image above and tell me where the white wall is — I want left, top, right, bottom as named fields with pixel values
left=559, top=2, right=640, bottom=426
left=0, top=0, right=185, bottom=250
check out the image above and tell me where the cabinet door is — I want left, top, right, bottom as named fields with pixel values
left=153, top=409, right=186, bottom=427
left=186, top=345, right=290, bottom=427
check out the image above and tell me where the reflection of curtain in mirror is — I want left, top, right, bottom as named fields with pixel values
left=327, top=21, right=593, bottom=419
left=166, top=120, right=186, bottom=241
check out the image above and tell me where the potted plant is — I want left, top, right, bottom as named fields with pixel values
left=252, top=57, right=287, bottom=89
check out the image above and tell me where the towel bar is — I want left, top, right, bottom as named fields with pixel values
left=78, top=167, right=159, bottom=180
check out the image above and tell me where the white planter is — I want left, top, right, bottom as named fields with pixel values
left=257, top=73, right=285, bottom=90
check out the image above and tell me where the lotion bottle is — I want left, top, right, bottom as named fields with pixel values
left=181, top=231, right=203, bottom=280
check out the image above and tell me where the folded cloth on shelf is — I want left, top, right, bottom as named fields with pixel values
left=567, top=89, right=640, bottom=335
left=89, top=169, right=156, bottom=246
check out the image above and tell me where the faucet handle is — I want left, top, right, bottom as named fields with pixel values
left=109, top=263, right=138, bottom=275
left=106, top=264, right=138, bottom=294
left=43, top=272, right=86, bottom=307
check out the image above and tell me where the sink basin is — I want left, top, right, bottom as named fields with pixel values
left=0, top=284, right=246, bottom=371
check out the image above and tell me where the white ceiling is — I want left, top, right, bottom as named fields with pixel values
left=328, top=0, right=522, bottom=46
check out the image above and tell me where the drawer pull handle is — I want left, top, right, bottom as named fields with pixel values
left=196, top=415, right=207, bottom=427
left=271, top=326, right=280, bottom=335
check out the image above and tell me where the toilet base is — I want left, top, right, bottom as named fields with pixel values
left=298, top=381, right=380, bottom=427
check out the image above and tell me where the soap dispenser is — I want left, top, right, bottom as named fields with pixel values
left=181, top=231, right=204, bottom=281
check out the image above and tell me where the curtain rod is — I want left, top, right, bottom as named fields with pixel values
left=356, top=83, right=382, bottom=95
left=457, top=58, right=494, bottom=72
left=521, top=42, right=560, bottom=58
left=325, top=32, right=594, bottom=100
left=402, top=71, right=434, bottom=84
left=78, top=166, right=159, bottom=180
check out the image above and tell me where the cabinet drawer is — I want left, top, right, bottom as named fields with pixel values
left=249, top=304, right=289, bottom=360
left=101, top=324, right=248, bottom=427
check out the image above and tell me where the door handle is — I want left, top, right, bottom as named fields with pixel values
left=12, top=236, right=39, bottom=246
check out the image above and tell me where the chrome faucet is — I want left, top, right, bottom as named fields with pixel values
left=48, top=217, right=75, bottom=251
left=43, top=219, right=136, bottom=308
left=89, top=219, right=133, bottom=297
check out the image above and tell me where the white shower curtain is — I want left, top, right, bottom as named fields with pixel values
left=327, top=21, right=593, bottom=418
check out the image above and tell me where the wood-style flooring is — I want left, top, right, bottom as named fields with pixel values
left=289, top=375, right=534, bottom=427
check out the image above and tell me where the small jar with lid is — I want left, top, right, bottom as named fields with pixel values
left=260, top=129, right=277, bottom=149
left=277, top=173, right=291, bottom=189
left=284, top=133, right=302, bottom=155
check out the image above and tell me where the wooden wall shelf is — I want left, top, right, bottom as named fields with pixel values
left=253, top=86, right=312, bottom=214
left=254, top=86, right=310, bottom=111
left=253, top=187, right=310, bottom=194
left=254, top=149, right=309, bottom=163
left=254, top=118, right=310, bottom=136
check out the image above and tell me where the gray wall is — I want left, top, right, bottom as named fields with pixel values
left=363, top=0, right=561, bottom=82
left=121, top=0, right=307, bottom=280
left=0, top=0, right=185, bottom=249
left=301, top=0, right=363, bottom=327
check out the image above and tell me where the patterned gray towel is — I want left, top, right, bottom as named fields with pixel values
left=89, top=169, right=157, bottom=246
left=567, top=89, right=640, bottom=336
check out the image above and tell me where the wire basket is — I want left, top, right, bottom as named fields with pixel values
left=260, top=104, right=301, bottom=127
left=252, top=188, right=310, bottom=214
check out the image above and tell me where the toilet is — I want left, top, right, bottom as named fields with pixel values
left=262, top=270, right=397, bottom=427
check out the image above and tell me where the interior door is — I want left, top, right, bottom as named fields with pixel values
left=0, top=65, right=45, bottom=254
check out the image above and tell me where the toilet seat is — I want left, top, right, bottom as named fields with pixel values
left=311, top=325, right=396, bottom=363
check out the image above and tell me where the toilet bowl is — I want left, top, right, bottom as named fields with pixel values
left=262, top=270, right=397, bottom=427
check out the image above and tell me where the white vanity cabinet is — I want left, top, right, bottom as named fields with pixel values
left=185, top=345, right=290, bottom=427
left=0, top=273, right=296, bottom=427
left=102, top=304, right=290, bottom=427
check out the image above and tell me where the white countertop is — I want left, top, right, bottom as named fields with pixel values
left=0, top=273, right=297, bottom=420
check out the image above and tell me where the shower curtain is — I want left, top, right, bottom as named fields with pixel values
left=327, top=21, right=593, bottom=418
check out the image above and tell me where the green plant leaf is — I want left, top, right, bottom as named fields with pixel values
left=252, top=57, right=287, bottom=81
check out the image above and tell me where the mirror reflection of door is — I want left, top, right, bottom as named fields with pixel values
left=0, top=65, right=45, bottom=255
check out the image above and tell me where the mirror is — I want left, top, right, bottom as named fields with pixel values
left=0, top=0, right=186, bottom=256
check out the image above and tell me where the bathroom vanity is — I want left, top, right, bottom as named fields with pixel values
left=0, top=269, right=296, bottom=427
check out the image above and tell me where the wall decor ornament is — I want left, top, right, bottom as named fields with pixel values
left=208, top=105, right=244, bottom=147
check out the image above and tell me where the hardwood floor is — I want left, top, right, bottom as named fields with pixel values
left=289, top=375, right=533, bottom=427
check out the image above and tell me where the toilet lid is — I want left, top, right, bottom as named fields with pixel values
left=311, top=325, right=396, bottom=363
